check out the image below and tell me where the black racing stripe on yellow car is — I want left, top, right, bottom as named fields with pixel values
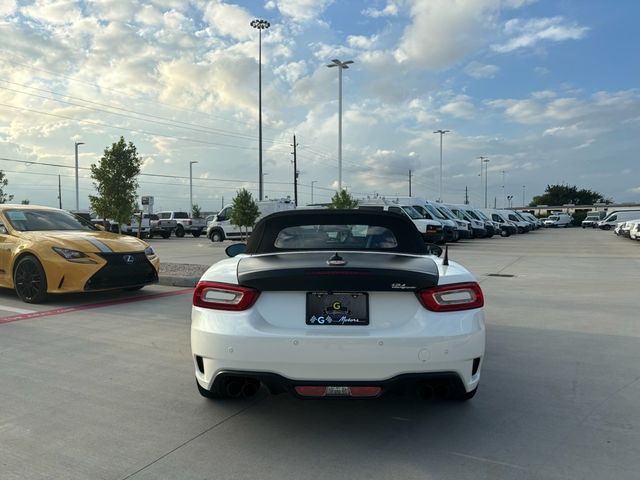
left=82, top=237, right=113, bottom=253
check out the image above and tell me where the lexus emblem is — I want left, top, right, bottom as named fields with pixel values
left=123, top=255, right=135, bottom=264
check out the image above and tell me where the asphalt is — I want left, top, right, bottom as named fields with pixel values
left=1, top=227, right=639, bottom=479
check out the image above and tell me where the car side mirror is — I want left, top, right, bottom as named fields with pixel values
left=225, top=243, right=247, bottom=257
left=0, top=225, right=7, bottom=234
left=425, top=244, right=443, bottom=257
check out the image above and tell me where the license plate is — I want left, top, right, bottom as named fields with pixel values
left=306, top=292, right=369, bottom=326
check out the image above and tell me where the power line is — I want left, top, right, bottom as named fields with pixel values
left=0, top=54, right=276, bottom=131
left=0, top=81, right=291, bottom=146
left=0, top=102, right=267, bottom=151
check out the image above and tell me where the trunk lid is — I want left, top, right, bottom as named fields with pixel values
left=237, top=251, right=438, bottom=292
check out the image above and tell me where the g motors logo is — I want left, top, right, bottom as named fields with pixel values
left=309, top=315, right=361, bottom=325
left=332, top=301, right=342, bottom=310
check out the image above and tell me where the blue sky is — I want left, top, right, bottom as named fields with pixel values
left=0, top=0, right=638, bottom=211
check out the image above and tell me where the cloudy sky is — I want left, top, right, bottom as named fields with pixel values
left=0, top=0, right=638, bottom=212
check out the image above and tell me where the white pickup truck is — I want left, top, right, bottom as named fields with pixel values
left=207, top=199, right=295, bottom=242
left=156, top=211, right=206, bottom=237
left=103, top=214, right=151, bottom=238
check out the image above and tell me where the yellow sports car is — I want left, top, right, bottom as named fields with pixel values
left=0, top=205, right=160, bottom=303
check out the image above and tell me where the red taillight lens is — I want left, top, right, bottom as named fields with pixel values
left=193, top=281, right=259, bottom=311
left=417, top=282, right=484, bottom=312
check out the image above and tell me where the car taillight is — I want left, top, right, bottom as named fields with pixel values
left=417, top=282, right=484, bottom=312
left=193, top=281, right=259, bottom=311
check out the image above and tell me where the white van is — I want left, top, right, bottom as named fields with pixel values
left=544, top=213, right=572, bottom=228
left=357, top=200, right=445, bottom=244
left=388, top=197, right=462, bottom=242
left=207, top=199, right=295, bottom=241
left=597, top=210, right=640, bottom=231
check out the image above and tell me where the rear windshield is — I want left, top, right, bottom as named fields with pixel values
left=274, top=225, right=398, bottom=250
left=4, top=209, right=97, bottom=231
left=173, top=212, right=189, bottom=219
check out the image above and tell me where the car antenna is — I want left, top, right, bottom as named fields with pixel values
left=443, top=245, right=449, bottom=266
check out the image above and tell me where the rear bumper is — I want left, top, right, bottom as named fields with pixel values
left=191, top=308, right=485, bottom=394
left=210, top=370, right=471, bottom=398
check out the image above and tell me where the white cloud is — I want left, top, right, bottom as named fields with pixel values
left=0, top=0, right=16, bottom=16
left=362, top=1, right=402, bottom=18
left=492, top=16, right=588, bottom=53
left=203, top=2, right=254, bottom=41
left=394, top=0, right=495, bottom=69
left=347, top=34, right=379, bottom=50
left=531, top=90, right=556, bottom=99
left=439, top=95, right=476, bottom=119
left=269, top=0, right=334, bottom=23
left=274, top=60, right=308, bottom=84
left=464, top=61, right=500, bottom=79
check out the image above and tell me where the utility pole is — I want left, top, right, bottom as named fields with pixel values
left=408, top=169, right=412, bottom=196
left=74, top=141, right=84, bottom=211
left=465, top=186, right=469, bottom=205
left=291, top=134, right=299, bottom=206
left=58, top=175, right=62, bottom=209
left=494, top=197, right=497, bottom=209
left=522, top=185, right=526, bottom=207
left=311, top=180, right=317, bottom=204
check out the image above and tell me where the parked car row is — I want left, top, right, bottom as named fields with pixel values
left=320, top=198, right=542, bottom=242
left=596, top=209, right=640, bottom=231
left=88, top=210, right=207, bottom=239
left=613, top=218, right=640, bottom=241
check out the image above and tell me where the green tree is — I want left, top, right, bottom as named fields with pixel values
left=89, top=137, right=142, bottom=233
left=21, top=199, right=30, bottom=205
left=192, top=203, right=202, bottom=219
left=329, top=189, right=358, bottom=209
left=0, top=170, right=14, bottom=204
left=530, top=184, right=611, bottom=207
left=230, top=189, right=260, bottom=240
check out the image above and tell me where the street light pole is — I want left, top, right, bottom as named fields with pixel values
left=74, top=141, right=84, bottom=212
left=477, top=156, right=488, bottom=207
left=250, top=18, right=270, bottom=201
left=433, top=130, right=450, bottom=202
left=483, top=157, right=490, bottom=208
left=327, top=58, right=354, bottom=192
left=311, top=180, right=317, bottom=204
left=522, top=185, right=526, bottom=207
left=189, top=161, right=198, bottom=215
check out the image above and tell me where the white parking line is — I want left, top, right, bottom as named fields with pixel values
left=0, top=304, right=36, bottom=315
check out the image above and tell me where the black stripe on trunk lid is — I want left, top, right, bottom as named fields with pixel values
left=237, top=252, right=438, bottom=291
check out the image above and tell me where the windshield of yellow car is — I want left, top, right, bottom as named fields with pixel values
left=4, top=209, right=98, bottom=231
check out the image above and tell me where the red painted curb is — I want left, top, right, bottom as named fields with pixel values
left=0, top=288, right=193, bottom=325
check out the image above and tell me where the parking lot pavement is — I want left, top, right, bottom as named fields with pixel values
left=148, top=236, right=227, bottom=266
left=2, top=228, right=640, bottom=479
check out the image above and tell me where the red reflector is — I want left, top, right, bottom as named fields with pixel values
left=350, top=386, right=382, bottom=397
left=295, top=386, right=327, bottom=397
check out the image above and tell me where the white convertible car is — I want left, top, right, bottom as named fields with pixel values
left=191, top=210, right=485, bottom=401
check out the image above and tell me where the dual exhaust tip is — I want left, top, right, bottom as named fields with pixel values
left=224, top=378, right=260, bottom=398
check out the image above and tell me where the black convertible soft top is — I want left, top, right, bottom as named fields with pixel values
left=245, top=209, right=428, bottom=254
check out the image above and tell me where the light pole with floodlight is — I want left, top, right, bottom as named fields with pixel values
left=189, top=161, right=198, bottom=215
left=483, top=157, right=490, bottom=208
left=433, top=130, right=450, bottom=202
left=250, top=18, right=270, bottom=201
left=327, top=58, right=353, bottom=192
left=74, top=141, right=84, bottom=212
